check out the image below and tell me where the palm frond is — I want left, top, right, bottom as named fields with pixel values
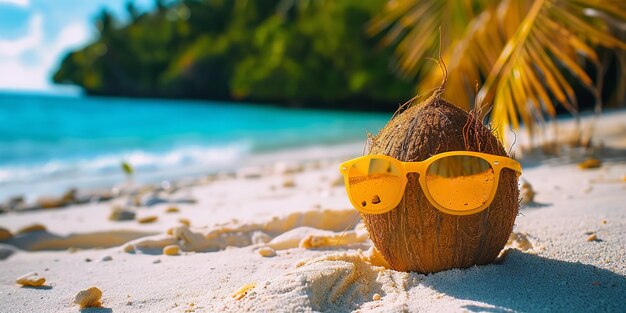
left=368, top=0, right=490, bottom=78
left=372, top=0, right=626, bottom=143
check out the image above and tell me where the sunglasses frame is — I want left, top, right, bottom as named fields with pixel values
left=339, top=151, right=522, bottom=216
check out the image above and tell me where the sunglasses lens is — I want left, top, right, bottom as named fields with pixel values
left=347, top=157, right=403, bottom=213
left=425, top=155, right=495, bottom=213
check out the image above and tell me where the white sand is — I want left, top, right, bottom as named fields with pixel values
left=1, top=111, right=625, bottom=312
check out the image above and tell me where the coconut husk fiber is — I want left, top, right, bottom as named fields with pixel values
left=363, top=72, right=519, bottom=273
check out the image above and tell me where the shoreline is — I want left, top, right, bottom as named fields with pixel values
left=0, top=140, right=368, bottom=209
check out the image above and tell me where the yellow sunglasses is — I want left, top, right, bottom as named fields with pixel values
left=339, top=151, right=522, bottom=216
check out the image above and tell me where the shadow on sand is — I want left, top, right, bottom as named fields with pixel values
left=519, top=145, right=626, bottom=170
left=20, top=285, right=53, bottom=290
left=3, top=230, right=156, bottom=251
left=80, top=308, right=112, bottom=313
left=423, top=250, right=626, bottom=312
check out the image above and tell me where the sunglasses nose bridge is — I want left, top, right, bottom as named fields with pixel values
left=404, top=162, right=424, bottom=173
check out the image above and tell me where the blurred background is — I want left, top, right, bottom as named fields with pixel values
left=0, top=0, right=624, bottom=202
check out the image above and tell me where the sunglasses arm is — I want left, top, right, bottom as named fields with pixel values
left=498, top=158, right=522, bottom=176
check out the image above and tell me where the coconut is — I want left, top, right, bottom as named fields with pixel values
left=363, top=74, right=519, bottom=273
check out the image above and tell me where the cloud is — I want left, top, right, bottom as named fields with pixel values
left=0, top=14, right=41, bottom=57
left=0, top=13, right=89, bottom=91
left=0, top=0, right=29, bottom=7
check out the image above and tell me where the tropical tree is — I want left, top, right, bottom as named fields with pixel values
left=369, top=0, right=626, bottom=144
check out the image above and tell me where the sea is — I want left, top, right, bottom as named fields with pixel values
left=0, top=92, right=391, bottom=200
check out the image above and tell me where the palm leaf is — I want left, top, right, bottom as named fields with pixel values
left=367, top=0, right=490, bottom=78
left=372, top=0, right=626, bottom=143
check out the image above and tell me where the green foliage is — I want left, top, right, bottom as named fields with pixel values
left=121, top=161, right=134, bottom=176
left=53, top=0, right=415, bottom=109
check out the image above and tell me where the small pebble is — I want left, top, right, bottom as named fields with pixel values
left=578, top=158, right=602, bottom=169
left=101, top=255, right=112, bottom=262
left=587, top=234, right=598, bottom=242
left=161, top=180, right=172, bottom=190
left=257, top=246, right=276, bottom=257
left=282, top=178, right=296, bottom=188
left=507, top=232, right=533, bottom=251
left=163, top=245, right=180, bottom=256
left=165, top=207, right=179, bottom=213
left=153, top=259, right=161, bottom=264
left=137, top=216, right=158, bottom=224
left=372, top=293, right=382, bottom=301
left=330, top=176, right=344, bottom=187
left=494, top=248, right=512, bottom=264
left=520, top=180, right=536, bottom=204
left=85, top=258, right=92, bottom=262
left=109, top=206, right=136, bottom=221
left=123, top=244, right=135, bottom=253
left=297, top=275, right=307, bottom=284
left=16, top=224, right=46, bottom=235
left=74, top=287, right=103, bottom=308
left=16, top=272, right=45, bottom=287
left=178, top=218, right=190, bottom=227
left=0, top=227, right=13, bottom=241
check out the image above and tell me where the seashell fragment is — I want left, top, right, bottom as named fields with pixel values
left=74, top=287, right=103, bottom=308
left=231, top=282, right=256, bottom=300
left=16, top=272, right=45, bottom=287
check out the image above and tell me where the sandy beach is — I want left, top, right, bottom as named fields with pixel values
left=1, top=110, right=625, bottom=312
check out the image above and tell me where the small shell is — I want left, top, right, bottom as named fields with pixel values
left=74, top=287, right=103, bottom=308
left=257, top=246, right=276, bottom=257
left=137, top=216, right=158, bottom=224
left=232, top=283, right=256, bottom=300
left=16, top=272, right=45, bottom=287
left=372, top=293, right=382, bottom=301
left=163, top=245, right=180, bottom=256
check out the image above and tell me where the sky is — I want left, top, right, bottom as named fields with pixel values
left=0, top=0, right=154, bottom=93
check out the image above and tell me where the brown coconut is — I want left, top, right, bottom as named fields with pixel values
left=363, top=85, right=519, bottom=273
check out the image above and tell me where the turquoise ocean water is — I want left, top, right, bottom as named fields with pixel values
left=0, top=93, right=390, bottom=199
